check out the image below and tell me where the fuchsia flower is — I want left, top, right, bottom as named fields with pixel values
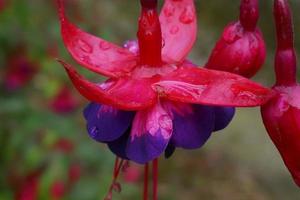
left=206, top=0, right=266, bottom=78
left=261, top=0, right=300, bottom=187
left=56, top=0, right=273, bottom=198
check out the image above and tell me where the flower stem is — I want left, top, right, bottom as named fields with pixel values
left=239, top=0, right=259, bottom=31
left=274, top=0, right=297, bottom=86
left=137, top=0, right=162, bottom=66
left=143, top=163, right=149, bottom=200
left=152, top=159, right=158, bottom=200
left=105, top=157, right=124, bottom=200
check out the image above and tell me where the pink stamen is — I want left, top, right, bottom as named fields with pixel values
left=143, top=163, right=149, bottom=200
left=274, top=0, right=297, bottom=86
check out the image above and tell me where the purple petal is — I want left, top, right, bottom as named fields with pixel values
left=213, top=107, right=235, bottom=131
left=126, top=103, right=173, bottom=164
left=83, top=102, right=135, bottom=142
left=166, top=103, right=215, bottom=149
left=107, top=129, right=130, bottom=160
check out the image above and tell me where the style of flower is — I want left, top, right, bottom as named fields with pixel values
left=261, top=0, right=300, bottom=187
left=206, top=0, right=266, bottom=78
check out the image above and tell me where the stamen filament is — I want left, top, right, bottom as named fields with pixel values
left=105, top=157, right=124, bottom=200
left=152, top=159, right=158, bottom=200
left=143, top=163, right=149, bottom=200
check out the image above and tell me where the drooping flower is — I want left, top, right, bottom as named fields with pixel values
left=56, top=0, right=273, bottom=198
left=205, top=0, right=266, bottom=78
left=261, top=0, right=300, bottom=187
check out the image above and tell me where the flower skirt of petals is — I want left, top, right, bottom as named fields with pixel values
left=84, top=101, right=235, bottom=164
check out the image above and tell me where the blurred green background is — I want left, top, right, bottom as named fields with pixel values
left=1, top=0, right=300, bottom=199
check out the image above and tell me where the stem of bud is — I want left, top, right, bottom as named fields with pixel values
left=274, top=0, right=297, bottom=86
left=138, top=0, right=162, bottom=66
left=239, top=0, right=259, bottom=31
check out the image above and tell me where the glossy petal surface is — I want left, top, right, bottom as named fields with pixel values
left=126, top=102, right=173, bottom=164
left=57, top=0, right=138, bottom=77
left=165, top=102, right=214, bottom=149
left=59, top=60, right=157, bottom=110
left=261, top=85, right=300, bottom=187
left=83, top=103, right=134, bottom=142
left=206, top=22, right=266, bottom=78
left=213, top=107, right=235, bottom=131
left=154, top=66, right=273, bottom=107
left=160, top=0, right=197, bottom=63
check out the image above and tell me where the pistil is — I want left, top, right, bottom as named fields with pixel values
left=138, top=0, right=162, bottom=66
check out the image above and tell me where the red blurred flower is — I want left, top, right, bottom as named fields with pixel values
left=3, top=52, right=38, bottom=91
left=50, top=180, right=66, bottom=200
left=122, top=163, right=142, bottom=183
left=68, top=163, right=81, bottom=184
left=49, top=86, right=79, bottom=114
left=14, top=167, right=44, bottom=200
left=53, top=137, right=74, bottom=154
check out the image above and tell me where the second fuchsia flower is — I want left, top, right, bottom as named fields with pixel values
left=261, top=0, right=300, bottom=187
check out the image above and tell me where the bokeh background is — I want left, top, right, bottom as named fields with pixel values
left=1, top=0, right=300, bottom=199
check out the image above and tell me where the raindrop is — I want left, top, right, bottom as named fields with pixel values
left=170, top=25, right=179, bottom=34
left=162, top=38, right=166, bottom=48
left=78, top=39, right=93, bottom=53
left=99, top=41, right=111, bottom=51
left=164, top=4, right=175, bottom=17
left=179, top=6, right=195, bottom=24
left=90, top=126, right=99, bottom=138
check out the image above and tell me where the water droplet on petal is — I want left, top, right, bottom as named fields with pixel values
left=170, top=25, right=179, bottom=34
left=164, top=4, right=175, bottom=17
left=78, top=39, right=93, bottom=53
left=90, top=126, right=99, bottom=138
left=179, top=6, right=195, bottom=24
left=162, top=38, right=166, bottom=48
left=99, top=41, right=111, bottom=50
